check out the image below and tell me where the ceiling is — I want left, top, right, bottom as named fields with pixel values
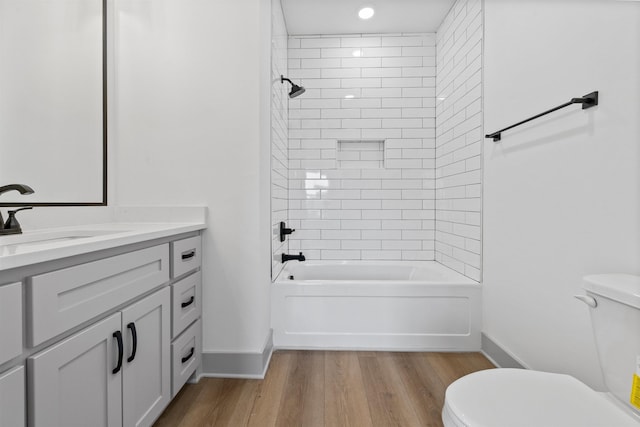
left=280, top=0, right=457, bottom=36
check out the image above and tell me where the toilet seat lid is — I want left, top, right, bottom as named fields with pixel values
left=444, top=369, right=639, bottom=427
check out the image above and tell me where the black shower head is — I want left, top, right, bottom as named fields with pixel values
left=281, top=75, right=306, bottom=98
left=288, top=83, right=306, bottom=98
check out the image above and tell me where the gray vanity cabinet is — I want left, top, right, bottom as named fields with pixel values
left=0, top=229, right=203, bottom=427
left=29, top=287, right=170, bottom=427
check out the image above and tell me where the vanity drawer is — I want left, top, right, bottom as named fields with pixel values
left=0, top=365, right=25, bottom=427
left=171, top=271, right=202, bottom=338
left=28, top=244, right=169, bottom=347
left=0, top=282, right=23, bottom=366
left=172, top=235, right=201, bottom=278
left=171, top=318, right=201, bottom=397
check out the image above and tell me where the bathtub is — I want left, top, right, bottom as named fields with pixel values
left=272, top=261, right=481, bottom=351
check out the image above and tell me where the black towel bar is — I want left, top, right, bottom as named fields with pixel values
left=485, top=91, right=598, bottom=142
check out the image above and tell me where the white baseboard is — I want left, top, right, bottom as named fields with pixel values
left=481, top=333, right=527, bottom=369
left=200, top=330, right=273, bottom=379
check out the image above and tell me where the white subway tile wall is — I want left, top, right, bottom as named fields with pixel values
left=271, top=0, right=288, bottom=279
left=435, top=0, right=483, bottom=281
left=288, top=33, right=437, bottom=261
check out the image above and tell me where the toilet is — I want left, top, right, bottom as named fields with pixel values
left=442, top=274, right=640, bottom=426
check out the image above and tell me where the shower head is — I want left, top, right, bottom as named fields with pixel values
left=280, top=75, right=306, bottom=98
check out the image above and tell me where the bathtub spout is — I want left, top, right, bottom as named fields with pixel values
left=282, top=252, right=305, bottom=263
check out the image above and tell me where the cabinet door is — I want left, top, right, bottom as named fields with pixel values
left=0, top=282, right=23, bottom=365
left=121, top=288, right=170, bottom=427
left=0, top=365, right=25, bottom=427
left=29, top=313, right=122, bottom=427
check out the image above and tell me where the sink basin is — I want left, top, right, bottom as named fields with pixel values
left=5, top=235, right=88, bottom=247
left=0, top=229, right=130, bottom=255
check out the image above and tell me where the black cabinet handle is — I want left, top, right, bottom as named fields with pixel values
left=181, top=347, right=195, bottom=364
left=112, top=331, right=123, bottom=374
left=181, top=250, right=196, bottom=260
left=126, top=322, right=137, bottom=363
left=181, top=296, right=195, bottom=309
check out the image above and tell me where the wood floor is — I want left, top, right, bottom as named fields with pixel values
left=154, top=350, right=494, bottom=427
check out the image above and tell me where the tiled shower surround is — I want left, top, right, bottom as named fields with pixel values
left=435, top=0, right=482, bottom=280
left=287, top=33, right=438, bottom=262
left=280, top=0, right=482, bottom=280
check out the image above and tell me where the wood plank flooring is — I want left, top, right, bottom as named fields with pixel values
left=154, top=351, right=494, bottom=427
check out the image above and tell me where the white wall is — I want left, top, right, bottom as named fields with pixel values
left=113, top=0, right=273, bottom=354
left=287, top=33, right=437, bottom=261
left=435, top=0, right=483, bottom=281
left=483, top=0, right=640, bottom=389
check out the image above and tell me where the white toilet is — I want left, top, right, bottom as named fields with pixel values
left=442, top=274, right=640, bottom=427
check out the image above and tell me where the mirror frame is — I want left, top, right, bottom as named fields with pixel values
left=0, top=0, right=107, bottom=208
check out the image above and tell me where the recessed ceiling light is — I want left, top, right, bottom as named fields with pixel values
left=358, top=7, right=375, bottom=20
left=345, top=94, right=355, bottom=99
left=352, top=49, right=362, bottom=57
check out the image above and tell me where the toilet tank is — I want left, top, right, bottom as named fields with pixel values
left=584, top=274, right=640, bottom=416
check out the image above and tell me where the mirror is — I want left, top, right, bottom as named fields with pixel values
left=0, top=0, right=106, bottom=206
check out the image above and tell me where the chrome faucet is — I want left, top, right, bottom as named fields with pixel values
left=0, top=184, right=34, bottom=235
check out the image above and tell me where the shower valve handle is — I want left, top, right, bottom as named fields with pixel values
left=279, top=222, right=295, bottom=242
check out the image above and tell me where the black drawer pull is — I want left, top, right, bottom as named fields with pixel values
left=112, top=331, right=123, bottom=374
left=126, top=322, right=137, bottom=363
left=181, top=296, right=195, bottom=309
left=181, top=347, right=195, bottom=364
left=181, top=250, right=196, bottom=261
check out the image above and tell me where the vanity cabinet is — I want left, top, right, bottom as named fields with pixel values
left=0, top=228, right=204, bottom=427
left=29, top=287, right=170, bottom=427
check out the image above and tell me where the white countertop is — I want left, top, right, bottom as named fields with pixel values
left=0, top=222, right=206, bottom=271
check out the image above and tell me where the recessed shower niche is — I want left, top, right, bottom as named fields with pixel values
left=337, top=140, right=385, bottom=169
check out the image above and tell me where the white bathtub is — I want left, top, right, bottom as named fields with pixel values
left=272, top=261, right=481, bottom=351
